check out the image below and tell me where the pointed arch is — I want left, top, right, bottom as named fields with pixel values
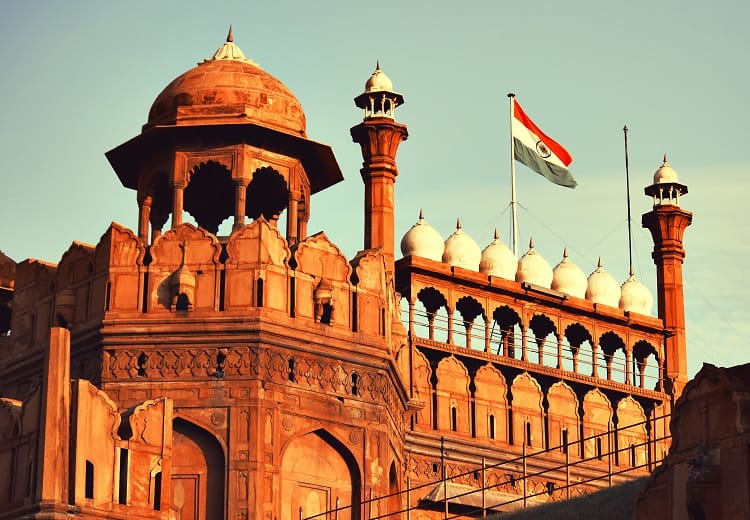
left=582, top=389, right=613, bottom=461
left=171, top=417, right=226, bottom=519
left=615, top=397, right=647, bottom=468
left=409, top=349, right=433, bottom=430
left=281, top=429, right=361, bottom=520
left=474, top=364, right=508, bottom=443
left=510, top=372, right=544, bottom=448
left=435, top=356, right=470, bottom=434
left=547, top=381, right=580, bottom=454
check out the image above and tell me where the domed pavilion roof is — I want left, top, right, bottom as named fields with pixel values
left=147, top=28, right=307, bottom=136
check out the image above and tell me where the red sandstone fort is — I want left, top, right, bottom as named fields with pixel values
left=0, top=30, right=747, bottom=520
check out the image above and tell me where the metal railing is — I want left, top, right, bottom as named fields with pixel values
left=300, top=413, right=670, bottom=519
left=404, top=307, right=663, bottom=391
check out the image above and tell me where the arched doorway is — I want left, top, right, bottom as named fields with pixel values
left=170, top=418, right=225, bottom=519
left=281, top=429, right=361, bottom=520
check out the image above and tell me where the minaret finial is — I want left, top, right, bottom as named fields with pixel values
left=376, top=60, right=381, bottom=71
left=227, top=25, right=234, bottom=43
left=418, top=208, right=424, bottom=220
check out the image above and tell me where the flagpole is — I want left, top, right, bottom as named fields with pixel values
left=623, top=125, right=633, bottom=270
left=508, top=93, right=519, bottom=257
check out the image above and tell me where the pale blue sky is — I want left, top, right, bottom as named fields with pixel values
left=1, top=1, right=747, bottom=376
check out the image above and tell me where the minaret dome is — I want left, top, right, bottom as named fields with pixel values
left=354, top=62, right=404, bottom=120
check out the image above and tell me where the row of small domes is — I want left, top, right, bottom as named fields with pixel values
left=400, top=211, right=653, bottom=315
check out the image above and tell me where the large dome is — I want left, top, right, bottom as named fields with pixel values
left=551, top=248, right=587, bottom=298
left=479, top=230, right=516, bottom=280
left=147, top=32, right=307, bottom=136
left=585, top=258, right=621, bottom=307
left=400, top=210, right=444, bottom=261
left=442, top=220, right=481, bottom=271
left=515, top=239, right=553, bottom=288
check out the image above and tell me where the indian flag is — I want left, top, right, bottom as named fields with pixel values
left=512, top=98, right=577, bottom=188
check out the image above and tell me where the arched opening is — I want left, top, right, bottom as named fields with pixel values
left=600, top=332, right=626, bottom=381
left=417, top=287, right=448, bottom=342
left=175, top=293, right=190, bottom=312
left=564, top=323, right=592, bottom=374
left=633, top=340, right=660, bottom=390
left=84, top=460, right=94, bottom=499
left=245, top=166, right=290, bottom=223
left=152, top=470, right=162, bottom=510
left=148, top=171, right=173, bottom=237
left=170, top=418, right=225, bottom=520
left=388, top=462, right=400, bottom=517
left=455, top=295, right=484, bottom=349
left=491, top=305, right=521, bottom=359
left=351, top=372, right=359, bottom=396
left=528, top=314, right=556, bottom=367
left=256, top=278, right=264, bottom=307
left=118, top=448, right=129, bottom=505
left=184, top=160, right=234, bottom=234
left=281, top=429, right=361, bottom=520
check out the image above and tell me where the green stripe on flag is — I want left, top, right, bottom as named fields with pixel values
left=513, top=137, right=577, bottom=189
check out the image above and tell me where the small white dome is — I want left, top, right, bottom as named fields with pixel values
left=400, top=210, right=444, bottom=261
left=365, top=62, right=394, bottom=92
left=515, top=238, right=553, bottom=288
left=653, top=154, right=679, bottom=184
left=619, top=268, right=653, bottom=315
left=479, top=229, right=517, bottom=280
left=442, top=219, right=481, bottom=270
left=551, top=248, right=587, bottom=298
left=586, top=258, right=621, bottom=307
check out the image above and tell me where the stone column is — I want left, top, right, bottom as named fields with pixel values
left=138, top=195, right=152, bottom=242
left=36, top=327, right=71, bottom=516
left=233, top=179, right=248, bottom=231
left=172, top=182, right=185, bottom=228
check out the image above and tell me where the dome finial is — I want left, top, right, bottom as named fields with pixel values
left=418, top=208, right=424, bottom=220
left=494, top=228, right=499, bottom=240
left=563, top=247, right=568, bottom=258
left=376, top=60, right=381, bottom=71
left=456, top=218, right=461, bottom=230
left=663, top=153, right=668, bottom=164
left=597, top=257, right=603, bottom=268
left=629, top=264, right=635, bottom=276
left=529, top=237, right=534, bottom=249
left=227, top=25, right=234, bottom=43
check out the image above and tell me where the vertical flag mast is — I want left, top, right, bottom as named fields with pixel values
left=507, top=93, right=576, bottom=257
left=508, top=93, right=519, bottom=257
left=623, top=125, right=633, bottom=270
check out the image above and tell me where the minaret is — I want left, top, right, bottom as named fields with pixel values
left=641, top=155, right=692, bottom=396
left=350, top=63, right=408, bottom=271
